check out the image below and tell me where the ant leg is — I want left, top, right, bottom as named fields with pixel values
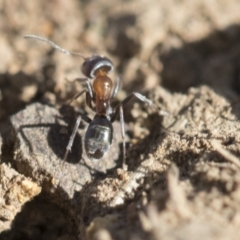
left=111, top=92, right=152, bottom=169
left=62, top=116, right=82, bottom=168
left=62, top=115, right=82, bottom=169
left=111, top=92, right=152, bottom=122
left=119, top=105, right=127, bottom=170
left=76, top=112, right=92, bottom=124
left=112, top=92, right=169, bottom=122
left=68, top=89, right=95, bottom=111
left=112, top=75, right=121, bottom=98
left=111, top=92, right=169, bottom=168
left=68, top=89, right=88, bottom=105
left=66, top=78, right=95, bottom=110
left=71, top=78, right=94, bottom=99
left=86, top=92, right=95, bottom=111
left=62, top=112, right=92, bottom=169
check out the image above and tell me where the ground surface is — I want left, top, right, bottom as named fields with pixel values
left=1, top=0, right=240, bottom=240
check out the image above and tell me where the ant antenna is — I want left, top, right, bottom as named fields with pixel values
left=24, top=35, right=86, bottom=60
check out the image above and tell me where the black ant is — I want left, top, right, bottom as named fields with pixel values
left=24, top=35, right=168, bottom=169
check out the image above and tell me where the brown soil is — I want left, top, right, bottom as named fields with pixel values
left=1, top=0, right=240, bottom=240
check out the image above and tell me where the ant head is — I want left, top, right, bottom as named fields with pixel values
left=82, top=55, right=114, bottom=79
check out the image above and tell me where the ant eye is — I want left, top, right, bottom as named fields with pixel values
left=82, top=56, right=114, bottom=78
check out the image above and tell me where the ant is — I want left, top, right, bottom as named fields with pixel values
left=24, top=35, right=168, bottom=170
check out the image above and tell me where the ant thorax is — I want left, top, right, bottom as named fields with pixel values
left=92, top=70, right=113, bottom=116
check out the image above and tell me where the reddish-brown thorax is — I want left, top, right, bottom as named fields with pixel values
left=93, top=69, right=113, bottom=115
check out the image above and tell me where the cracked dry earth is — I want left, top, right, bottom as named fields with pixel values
left=2, top=85, right=240, bottom=240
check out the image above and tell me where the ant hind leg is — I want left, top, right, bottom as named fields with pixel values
left=62, top=115, right=82, bottom=169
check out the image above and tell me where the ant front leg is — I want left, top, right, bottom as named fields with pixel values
left=67, top=77, right=95, bottom=111
left=68, top=89, right=88, bottom=105
left=111, top=75, right=121, bottom=99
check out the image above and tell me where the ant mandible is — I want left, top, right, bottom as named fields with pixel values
left=24, top=35, right=167, bottom=169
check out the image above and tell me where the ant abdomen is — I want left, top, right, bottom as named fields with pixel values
left=84, top=115, right=113, bottom=160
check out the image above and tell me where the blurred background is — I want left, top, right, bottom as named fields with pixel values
left=1, top=0, right=240, bottom=127
left=0, top=0, right=240, bottom=239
